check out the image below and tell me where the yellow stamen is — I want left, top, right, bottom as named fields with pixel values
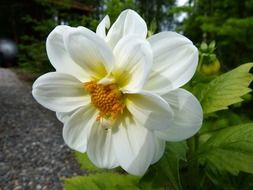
left=84, top=81, right=125, bottom=121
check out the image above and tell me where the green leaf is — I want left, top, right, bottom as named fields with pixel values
left=198, top=123, right=253, bottom=175
left=139, top=141, right=187, bottom=190
left=236, top=173, right=253, bottom=190
left=74, top=151, right=105, bottom=172
left=163, top=142, right=187, bottom=190
left=199, top=63, right=253, bottom=114
left=204, top=166, right=253, bottom=190
left=64, top=173, right=140, bottom=190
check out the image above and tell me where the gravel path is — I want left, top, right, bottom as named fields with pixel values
left=0, top=69, right=84, bottom=190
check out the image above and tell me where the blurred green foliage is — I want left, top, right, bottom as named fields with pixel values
left=1, top=0, right=252, bottom=73
left=180, top=0, right=253, bottom=70
left=104, top=0, right=136, bottom=22
left=14, top=0, right=100, bottom=74
left=64, top=173, right=140, bottom=190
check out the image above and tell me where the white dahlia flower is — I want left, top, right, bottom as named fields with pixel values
left=32, top=9, right=203, bottom=176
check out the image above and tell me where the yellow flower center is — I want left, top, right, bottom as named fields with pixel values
left=84, top=81, right=125, bottom=121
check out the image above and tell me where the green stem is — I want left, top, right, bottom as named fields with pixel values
left=187, top=134, right=200, bottom=190
left=197, top=53, right=204, bottom=72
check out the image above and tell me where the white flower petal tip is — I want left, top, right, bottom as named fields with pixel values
left=112, top=117, right=156, bottom=176
left=106, top=9, right=147, bottom=49
left=63, top=26, right=114, bottom=78
left=152, top=138, right=166, bottom=164
left=33, top=9, right=202, bottom=176
left=46, top=25, right=88, bottom=81
left=32, top=72, right=90, bottom=112
left=145, top=31, right=199, bottom=94
left=113, top=35, right=153, bottom=90
left=96, top=15, right=110, bottom=39
left=156, top=89, right=203, bottom=141
left=87, top=126, right=119, bottom=169
left=62, top=107, right=97, bottom=153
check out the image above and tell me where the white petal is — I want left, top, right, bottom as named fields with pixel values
left=63, top=106, right=97, bottom=152
left=152, top=138, right=166, bottom=164
left=145, top=32, right=198, bottom=94
left=96, top=15, right=110, bottom=39
left=56, top=110, right=77, bottom=123
left=106, top=9, right=147, bottom=49
left=156, top=88, right=203, bottom=141
left=112, top=114, right=155, bottom=176
left=32, top=72, right=89, bottom=112
left=56, top=112, right=68, bottom=123
left=46, top=25, right=88, bottom=81
left=126, top=91, right=174, bottom=130
left=87, top=124, right=119, bottom=169
left=64, top=26, right=114, bottom=79
left=113, top=35, right=153, bottom=91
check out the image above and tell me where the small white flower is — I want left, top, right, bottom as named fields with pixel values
left=32, top=9, right=203, bottom=176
